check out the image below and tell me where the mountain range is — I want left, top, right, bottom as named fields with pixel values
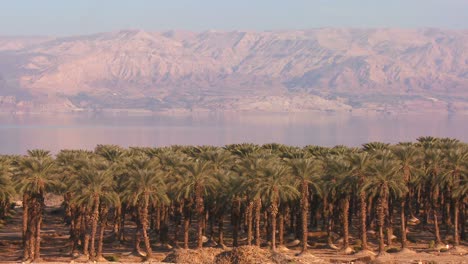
left=0, top=28, right=467, bottom=114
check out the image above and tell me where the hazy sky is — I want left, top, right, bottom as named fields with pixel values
left=1, top=0, right=467, bottom=36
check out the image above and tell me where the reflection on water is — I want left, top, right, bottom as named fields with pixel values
left=0, top=112, right=466, bottom=155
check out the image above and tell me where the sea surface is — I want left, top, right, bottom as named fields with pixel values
left=0, top=112, right=466, bottom=155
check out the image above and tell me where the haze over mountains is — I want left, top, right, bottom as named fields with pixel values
left=0, top=28, right=467, bottom=114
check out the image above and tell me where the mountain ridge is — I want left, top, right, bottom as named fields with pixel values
left=0, top=28, right=467, bottom=114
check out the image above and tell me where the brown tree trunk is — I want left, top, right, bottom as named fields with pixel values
left=154, top=204, right=161, bottom=236
left=133, top=222, right=142, bottom=255
left=232, top=198, right=241, bottom=247
left=461, top=200, right=466, bottom=241
left=271, top=204, right=278, bottom=251
left=453, top=200, right=460, bottom=246
left=247, top=201, right=253, bottom=245
left=254, top=198, right=261, bottom=246
left=113, top=204, right=121, bottom=240
left=141, top=194, right=153, bottom=259
left=183, top=217, right=190, bottom=249
left=301, top=180, right=309, bottom=253
left=22, top=194, right=29, bottom=247
left=96, top=206, right=108, bottom=261
left=27, top=198, right=37, bottom=260
left=433, top=209, right=442, bottom=245
left=120, top=205, right=126, bottom=241
left=218, top=214, right=224, bottom=246
left=22, top=195, right=30, bottom=261
left=359, top=191, right=368, bottom=250
left=342, top=197, right=350, bottom=249
left=83, top=230, right=90, bottom=257
left=195, top=185, right=204, bottom=249
left=326, top=203, right=334, bottom=246
left=377, top=196, right=386, bottom=254
left=89, top=195, right=100, bottom=260
left=386, top=200, right=394, bottom=246
left=279, top=211, right=284, bottom=246
left=182, top=200, right=191, bottom=249
left=400, top=200, right=408, bottom=248
left=33, top=200, right=43, bottom=261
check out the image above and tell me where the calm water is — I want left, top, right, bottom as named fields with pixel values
left=0, top=112, right=466, bottom=155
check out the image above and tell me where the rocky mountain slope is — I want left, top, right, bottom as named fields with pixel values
left=0, top=28, right=467, bottom=113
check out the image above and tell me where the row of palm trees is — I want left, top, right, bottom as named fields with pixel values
left=0, top=137, right=467, bottom=261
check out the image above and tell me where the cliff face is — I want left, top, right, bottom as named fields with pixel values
left=0, top=28, right=467, bottom=113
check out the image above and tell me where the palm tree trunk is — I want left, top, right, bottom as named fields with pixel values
left=453, top=199, right=460, bottom=246
left=120, top=205, right=126, bottom=241
left=195, top=185, right=204, bottom=249
left=279, top=211, right=284, bottom=246
left=182, top=200, right=191, bottom=249
left=247, top=201, right=253, bottom=245
left=407, top=190, right=416, bottom=219
left=218, top=214, right=224, bottom=246
left=271, top=204, right=278, bottom=251
left=232, top=198, right=241, bottom=247
left=254, top=198, right=261, bottom=246
left=27, top=199, right=37, bottom=260
left=433, top=209, right=442, bottom=245
left=359, top=191, right=368, bottom=250
left=22, top=194, right=29, bottom=248
left=386, top=200, right=394, bottom=246
left=70, top=207, right=80, bottom=255
left=301, top=180, right=309, bottom=253
left=28, top=223, right=36, bottom=261
left=377, top=196, right=385, bottom=254
left=96, top=219, right=106, bottom=260
left=33, top=200, right=42, bottom=261
left=461, top=200, right=466, bottom=241
left=22, top=196, right=30, bottom=261
left=141, top=194, right=153, bottom=259
left=183, top=217, right=190, bottom=249
left=155, top=204, right=161, bottom=236
left=133, top=223, right=142, bottom=255
left=369, top=196, right=377, bottom=230
left=113, top=204, right=121, bottom=240
left=400, top=200, right=407, bottom=248
left=326, top=203, right=334, bottom=246
left=90, top=195, right=100, bottom=260
left=342, top=197, right=350, bottom=250
left=83, top=229, right=90, bottom=257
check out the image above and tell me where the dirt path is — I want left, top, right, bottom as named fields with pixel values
left=0, top=208, right=23, bottom=262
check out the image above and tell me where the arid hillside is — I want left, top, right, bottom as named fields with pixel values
left=0, top=28, right=467, bottom=113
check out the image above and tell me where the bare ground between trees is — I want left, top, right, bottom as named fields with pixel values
left=0, top=206, right=466, bottom=264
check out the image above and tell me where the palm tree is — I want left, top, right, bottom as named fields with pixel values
left=452, top=171, right=468, bottom=247
left=122, top=156, right=169, bottom=259
left=347, top=151, right=373, bottom=252
left=56, top=150, right=92, bottom=254
left=421, top=147, right=445, bottom=247
left=392, top=143, right=422, bottom=250
left=286, top=157, right=322, bottom=253
left=363, top=151, right=407, bottom=255
left=71, top=158, right=118, bottom=261
left=198, top=149, right=233, bottom=245
left=326, top=156, right=354, bottom=253
left=233, top=155, right=270, bottom=247
left=13, top=150, right=60, bottom=261
left=173, top=159, right=217, bottom=248
left=252, top=160, right=299, bottom=251
left=0, top=159, right=15, bottom=219
left=440, top=146, right=468, bottom=248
